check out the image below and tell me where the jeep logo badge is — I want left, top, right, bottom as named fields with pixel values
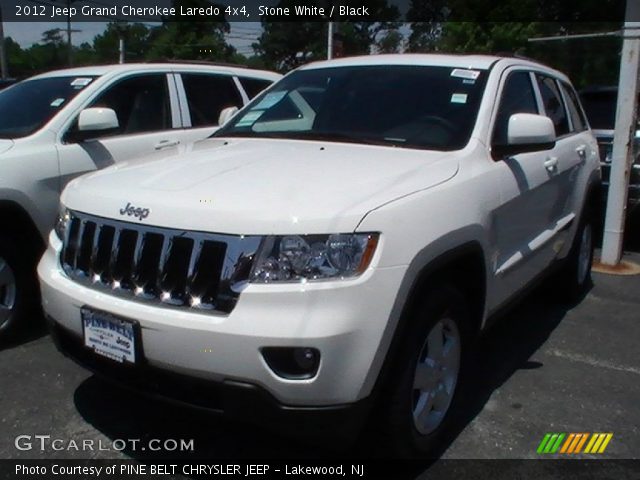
left=119, top=202, right=150, bottom=221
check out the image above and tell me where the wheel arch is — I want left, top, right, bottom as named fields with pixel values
left=360, top=228, right=488, bottom=402
left=0, top=200, right=46, bottom=252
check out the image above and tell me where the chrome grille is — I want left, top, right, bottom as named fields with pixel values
left=60, top=211, right=262, bottom=313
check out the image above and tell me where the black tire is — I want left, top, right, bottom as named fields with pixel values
left=380, top=284, right=471, bottom=457
left=553, top=211, right=595, bottom=302
left=0, top=234, right=41, bottom=341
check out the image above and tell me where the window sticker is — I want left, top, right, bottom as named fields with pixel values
left=451, top=93, right=468, bottom=104
left=50, top=98, right=65, bottom=107
left=70, top=77, right=93, bottom=87
left=253, top=91, right=287, bottom=110
left=451, top=69, right=481, bottom=81
left=236, top=110, right=265, bottom=127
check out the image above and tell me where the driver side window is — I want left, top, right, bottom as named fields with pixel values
left=66, top=74, right=171, bottom=142
left=492, top=71, right=539, bottom=148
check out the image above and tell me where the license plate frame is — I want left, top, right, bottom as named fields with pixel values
left=81, top=307, right=141, bottom=365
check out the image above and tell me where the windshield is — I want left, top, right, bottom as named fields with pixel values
left=215, top=65, right=488, bottom=151
left=580, top=90, right=617, bottom=130
left=0, top=76, right=96, bottom=139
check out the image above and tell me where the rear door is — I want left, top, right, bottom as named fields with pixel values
left=57, top=72, right=182, bottom=186
left=556, top=80, right=596, bottom=218
left=534, top=74, right=586, bottom=231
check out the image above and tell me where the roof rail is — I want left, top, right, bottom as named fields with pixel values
left=493, top=52, right=544, bottom=64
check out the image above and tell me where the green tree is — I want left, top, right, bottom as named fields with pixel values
left=73, top=42, right=97, bottom=66
left=436, top=21, right=622, bottom=88
left=253, top=21, right=326, bottom=72
left=93, top=22, right=151, bottom=63
left=376, top=29, right=404, bottom=53
left=438, top=22, right=539, bottom=54
left=4, top=37, right=29, bottom=78
left=254, top=0, right=400, bottom=71
left=24, top=29, right=67, bottom=72
left=146, top=0, right=233, bottom=61
left=406, top=0, right=450, bottom=52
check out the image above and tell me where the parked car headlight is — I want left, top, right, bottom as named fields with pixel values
left=251, top=233, right=379, bottom=283
left=54, top=205, right=71, bottom=241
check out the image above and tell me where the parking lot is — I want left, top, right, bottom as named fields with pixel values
left=1, top=222, right=639, bottom=465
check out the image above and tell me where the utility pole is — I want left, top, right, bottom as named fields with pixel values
left=0, top=3, right=8, bottom=79
left=60, top=0, right=80, bottom=66
left=601, top=1, right=640, bottom=266
left=119, top=37, right=125, bottom=64
left=327, top=21, right=333, bottom=60
left=528, top=1, right=639, bottom=269
left=66, top=0, right=72, bottom=65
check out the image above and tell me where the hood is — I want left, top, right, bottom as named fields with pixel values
left=63, top=138, right=460, bottom=234
left=0, top=139, right=14, bottom=156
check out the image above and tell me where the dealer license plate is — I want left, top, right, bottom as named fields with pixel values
left=82, top=308, right=137, bottom=364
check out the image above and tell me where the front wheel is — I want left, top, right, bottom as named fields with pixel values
left=381, top=284, right=470, bottom=457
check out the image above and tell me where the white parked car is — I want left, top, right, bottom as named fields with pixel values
left=39, top=54, right=600, bottom=455
left=0, top=63, right=280, bottom=338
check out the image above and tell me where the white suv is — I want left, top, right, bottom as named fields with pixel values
left=0, top=63, right=279, bottom=338
left=38, top=54, right=600, bottom=455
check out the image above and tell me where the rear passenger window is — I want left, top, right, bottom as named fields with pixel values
left=536, top=75, right=570, bottom=137
left=239, top=77, right=273, bottom=99
left=560, top=82, right=588, bottom=132
left=181, top=74, right=243, bottom=127
left=492, top=71, right=539, bottom=146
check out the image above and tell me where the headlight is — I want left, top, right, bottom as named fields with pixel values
left=250, top=233, right=379, bottom=283
left=54, top=206, right=71, bottom=241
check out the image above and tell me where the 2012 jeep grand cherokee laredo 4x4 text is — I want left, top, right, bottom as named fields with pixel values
left=38, top=54, right=601, bottom=455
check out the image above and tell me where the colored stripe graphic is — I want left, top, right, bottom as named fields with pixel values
left=560, top=433, right=575, bottom=453
left=537, top=433, right=552, bottom=454
left=575, top=433, right=589, bottom=453
left=584, top=433, right=599, bottom=453
left=538, top=433, right=613, bottom=454
left=585, top=433, right=614, bottom=453
left=537, top=433, right=565, bottom=454
left=568, top=433, right=583, bottom=453
left=550, top=433, right=565, bottom=453
left=598, top=433, right=613, bottom=453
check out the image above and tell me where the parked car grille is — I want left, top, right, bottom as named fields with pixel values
left=60, top=211, right=262, bottom=313
left=595, top=136, right=640, bottom=186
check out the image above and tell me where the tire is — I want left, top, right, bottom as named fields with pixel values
left=553, top=211, right=595, bottom=302
left=0, top=234, right=41, bottom=341
left=380, top=284, right=471, bottom=457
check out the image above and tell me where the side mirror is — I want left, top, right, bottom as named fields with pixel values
left=78, top=107, right=119, bottom=132
left=494, top=113, right=556, bottom=157
left=218, top=106, right=238, bottom=126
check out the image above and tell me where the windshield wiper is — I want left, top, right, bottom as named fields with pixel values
left=215, top=130, right=412, bottom=148
left=277, top=131, right=409, bottom=147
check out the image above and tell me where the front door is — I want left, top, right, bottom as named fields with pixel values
left=56, top=73, right=182, bottom=188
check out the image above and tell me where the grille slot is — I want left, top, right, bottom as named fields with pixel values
left=60, top=211, right=261, bottom=314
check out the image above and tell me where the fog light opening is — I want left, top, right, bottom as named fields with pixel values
left=261, top=347, right=320, bottom=380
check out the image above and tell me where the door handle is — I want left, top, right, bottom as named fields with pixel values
left=576, top=145, right=587, bottom=159
left=544, top=156, right=559, bottom=173
left=154, top=140, right=180, bottom=150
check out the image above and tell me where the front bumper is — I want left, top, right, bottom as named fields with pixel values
left=46, top=317, right=371, bottom=439
left=38, top=231, right=406, bottom=407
